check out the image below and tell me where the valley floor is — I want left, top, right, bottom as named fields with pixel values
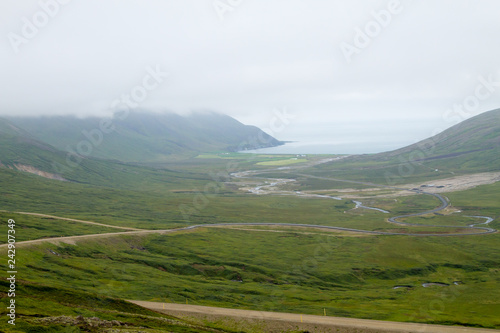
left=2, top=155, right=499, bottom=331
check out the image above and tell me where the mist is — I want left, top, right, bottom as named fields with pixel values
left=2, top=0, right=500, bottom=153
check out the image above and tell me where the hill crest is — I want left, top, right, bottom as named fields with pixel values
left=5, top=111, right=283, bottom=163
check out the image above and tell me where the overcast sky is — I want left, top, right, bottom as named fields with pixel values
left=1, top=0, right=500, bottom=153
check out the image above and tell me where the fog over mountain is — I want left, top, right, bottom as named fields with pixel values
left=1, top=0, right=500, bottom=153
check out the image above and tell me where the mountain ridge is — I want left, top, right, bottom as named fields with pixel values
left=5, top=111, right=283, bottom=163
left=308, top=108, right=500, bottom=184
left=0, top=111, right=282, bottom=186
left=383, top=108, right=500, bottom=159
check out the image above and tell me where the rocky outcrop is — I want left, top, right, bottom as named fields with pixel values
left=12, top=164, right=67, bottom=181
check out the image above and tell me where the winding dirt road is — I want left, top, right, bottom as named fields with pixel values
left=2, top=217, right=494, bottom=250
left=130, top=301, right=500, bottom=333
left=6, top=211, right=141, bottom=230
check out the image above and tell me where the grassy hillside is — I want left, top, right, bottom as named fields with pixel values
left=306, top=109, right=500, bottom=185
left=10, top=180, right=500, bottom=328
left=0, top=118, right=68, bottom=179
left=6, top=111, right=283, bottom=163
left=389, top=108, right=500, bottom=158
left=0, top=211, right=125, bottom=242
left=2, top=172, right=499, bottom=329
left=0, top=280, right=235, bottom=333
left=0, top=117, right=220, bottom=192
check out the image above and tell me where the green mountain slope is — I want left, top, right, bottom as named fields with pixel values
left=308, top=108, right=500, bottom=185
left=7, top=111, right=283, bottom=163
left=0, top=117, right=211, bottom=190
left=0, top=118, right=70, bottom=179
left=384, top=108, right=500, bottom=160
left=0, top=280, right=232, bottom=333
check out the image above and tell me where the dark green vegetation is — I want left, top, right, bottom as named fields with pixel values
left=0, top=280, right=236, bottom=333
left=302, top=109, right=500, bottom=186
left=3, top=182, right=500, bottom=329
left=5, top=111, right=282, bottom=163
left=0, top=167, right=211, bottom=230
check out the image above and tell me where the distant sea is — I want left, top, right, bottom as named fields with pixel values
left=241, top=141, right=403, bottom=155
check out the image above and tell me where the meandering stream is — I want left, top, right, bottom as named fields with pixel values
left=229, top=161, right=497, bottom=237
